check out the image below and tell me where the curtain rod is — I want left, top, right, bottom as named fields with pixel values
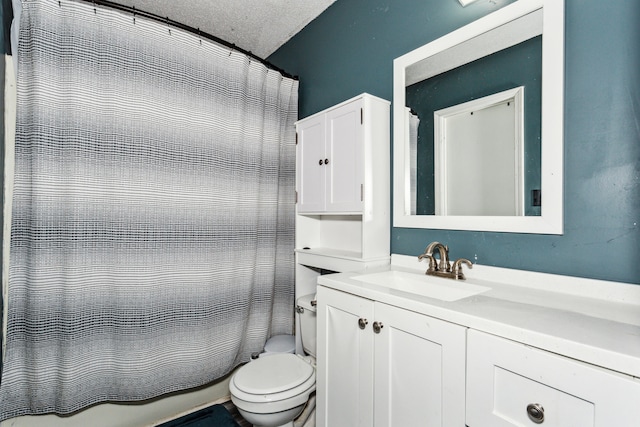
left=74, top=0, right=298, bottom=80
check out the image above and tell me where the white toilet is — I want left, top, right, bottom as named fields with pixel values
left=230, top=293, right=317, bottom=427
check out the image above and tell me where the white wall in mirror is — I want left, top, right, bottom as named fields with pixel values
left=433, top=87, right=524, bottom=216
left=393, top=0, right=564, bottom=234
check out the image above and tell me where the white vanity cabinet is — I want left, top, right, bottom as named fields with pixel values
left=315, top=285, right=466, bottom=427
left=466, top=330, right=640, bottom=427
left=316, top=255, right=640, bottom=426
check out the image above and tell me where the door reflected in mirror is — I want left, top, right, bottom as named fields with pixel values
left=406, top=36, right=541, bottom=217
left=435, top=87, right=526, bottom=216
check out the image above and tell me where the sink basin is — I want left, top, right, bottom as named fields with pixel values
left=351, top=270, right=490, bottom=302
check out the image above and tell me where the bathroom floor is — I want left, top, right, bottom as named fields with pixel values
left=221, top=398, right=316, bottom=427
left=222, top=400, right=252, bottom=427
left=157, top=402, right=246, bottom=427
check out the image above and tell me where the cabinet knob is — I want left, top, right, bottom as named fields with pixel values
left=526, top=403, right=544, bottom=424
left=373, top=321, right=384, bottom=334
left=358, top=318, right=368, bottom=330
left=318, top=159, right=323, bottom=165
left=324, top=158, right=329, bottom=165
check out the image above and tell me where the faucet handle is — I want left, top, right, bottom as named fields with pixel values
left=452, top=258, right=473, bottom=280
left=418, top=253, right=438, bottom=274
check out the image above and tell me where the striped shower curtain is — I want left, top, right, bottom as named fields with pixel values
left=0, top=0, right=297, bottom=420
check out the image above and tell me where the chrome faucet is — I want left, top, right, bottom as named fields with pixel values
left=418, top=241, right=472, bottom=280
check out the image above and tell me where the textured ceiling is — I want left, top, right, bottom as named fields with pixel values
left=106, top=0, right=337, bottom=59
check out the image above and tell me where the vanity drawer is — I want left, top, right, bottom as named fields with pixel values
left=466, top=330, right=640, bottom=427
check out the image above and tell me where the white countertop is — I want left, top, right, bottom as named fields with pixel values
left=317, top=254, right=640, bottom=378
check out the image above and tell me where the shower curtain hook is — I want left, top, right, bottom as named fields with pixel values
left=132, top=6, right=136, bottom=24
left=93, top=0, right=96, bottom=14
left=166, top=17, right=171, bottom=35
left=198, top=28, right=202, bottom=45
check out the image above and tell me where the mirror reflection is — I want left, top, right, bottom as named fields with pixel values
left=406, top=35, right=542, bottom=217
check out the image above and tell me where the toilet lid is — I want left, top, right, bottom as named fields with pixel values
left=233, top=353, right=314, bottom=395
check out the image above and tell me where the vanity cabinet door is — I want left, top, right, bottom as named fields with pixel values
left=466, top=330, right=640, bottom=427
left=317, top=286, right=467, bottom=427
left=373, top=302, right=466, bottom=427
left=316, top=286, right=375, bottom=427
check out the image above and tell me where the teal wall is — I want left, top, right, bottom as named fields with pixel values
left=269, top=0, right=640, bottom=284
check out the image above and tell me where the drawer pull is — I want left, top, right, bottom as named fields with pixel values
left=527, top=403, right=544, bottom=424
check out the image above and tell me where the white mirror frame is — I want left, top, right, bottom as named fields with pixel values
left=393, top=0, right=564, bottom=234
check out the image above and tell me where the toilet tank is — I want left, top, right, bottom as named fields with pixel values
left=296, top=293, right=317, bottom=357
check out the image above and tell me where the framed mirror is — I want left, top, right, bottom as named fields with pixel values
left=393, top=0, right=564, bottom=234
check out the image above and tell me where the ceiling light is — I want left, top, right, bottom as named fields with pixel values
left=458, top=0, right=481, bottom=6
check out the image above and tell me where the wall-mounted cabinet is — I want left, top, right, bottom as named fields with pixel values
left=296, top=93, right=388, bottom=217
left=297, top=100, right=364, bottom=213
left=295, top=94, right=390, bottom=298
left=294, top=93, right=390, bottom=354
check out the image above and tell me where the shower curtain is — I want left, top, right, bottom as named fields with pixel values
left=0, top=0, right=298, bottom=421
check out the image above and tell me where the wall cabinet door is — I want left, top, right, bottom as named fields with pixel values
left=325, top=100, right=364, bottom=212
left=296, top=98, right=364, bottom=213
left=467, top=330, right=640, bottom=427
left=316, top=286, right=467, bottom=427
left=296, top=114, right=326, bottom=212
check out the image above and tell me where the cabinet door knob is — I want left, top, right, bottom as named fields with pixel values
left=373, top=321, right=384, bottom=334
left=526, top=403, right=544, bottom=424
left=358, top=318, right=368, bottom=330
left=318, top=159, right=323, bottom=165
left=324, top=158, right=329, bottom=165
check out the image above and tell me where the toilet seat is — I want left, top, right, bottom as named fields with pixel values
left=230, top=353, right=315, bottom=404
